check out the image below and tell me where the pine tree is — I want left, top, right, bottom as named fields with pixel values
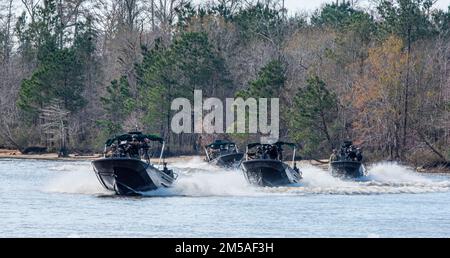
left=290, top=75, right=338, bottom=155
left=238, top=60, right=286, bottom=98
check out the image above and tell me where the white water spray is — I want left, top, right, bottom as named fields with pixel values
left=43, top=159, right=450, bottom=196
left=45, top=162, right=109, bottom=195
left=166, top=157, right=258, bottom=197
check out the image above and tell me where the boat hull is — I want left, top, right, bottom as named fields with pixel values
left=241, top=160, right=301, bottom=187
left=330, top=161, right=365, bottom=178
left=92, top=158, right=175, bottom=196
left=210, top=153, right=244, bottom=168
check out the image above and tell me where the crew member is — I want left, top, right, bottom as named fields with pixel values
left=330, top=149, right=338, bottom=162
left=126, top=135, right=140, bottom=158
left=348, top=146, right=357, bottom=161
left=210, top=147, right=220, bottom=160
left=268, top=145, right=278, bottom=160
left=277, top=145, right=283, bottom=161
left=108, top=143, right=118, bottom=157
left=356, top=148, right=363, bottom=162
left=141, top=138, right=150, bottom=160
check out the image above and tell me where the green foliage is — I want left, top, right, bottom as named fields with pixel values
left=18, top=47, right=87, bottom=115
left=377, top=0, right=438, bottom=42
left=73, top=16, right=97, bottom=61
left=14, top=12, right=35, bottom=62
left=96, top=120, right=123, bottom=138
left=290, top=76, right=338, bottom=155
left=345, top=11, right=376, bottom=43
left=7, top=0, right=450, bottom=158
left=171, top=32, right=231, bottom=94
left=234, top=60, right=286, bottom=140
left=101, top=76, right=135, bottom=119
left=432, top=7, right=450, bottom=36
left=175, top=0, right=241, bottom=28
left=15, top=0, right=60, bottom=59
left=312, top=2, right=376, bottom=44
left=312, top=2, right=360, bottom=29
left=16, top=0, right=96, bottom=121
left=310, top=2, right=375, bottom=72
left=135, top=32, right=231, bottom=134
left=136, top=39, right=178, bottom=133
left=98, top=76, right=135, bottom=140
left=234, top=2, right=285, bottom=42
left=175, top=2, right=198, bottom=29
left=238, top=60, right=286, bottom=99
left=208, top=1, right=238, bottom=21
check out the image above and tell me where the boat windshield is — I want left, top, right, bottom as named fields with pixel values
left=332, top=141, right=363, bottom=162
left=204, top=140, right=238, bottom=160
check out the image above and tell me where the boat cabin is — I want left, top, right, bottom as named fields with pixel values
left=204, top=140, right=239, bottom=162
left=331, top=141, right=363, bottom=163
left=104, top=132, right=164, bottom=162
left=245, top=142, right=297, bottom=162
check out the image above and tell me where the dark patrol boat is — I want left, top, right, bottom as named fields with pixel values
left=92, top=132, right=177, bottom=196
left=204, top=140, right=244, bottom=168
left=329, top=141, right=366, bottom=178
left=241, top=142, right=302, bottom=187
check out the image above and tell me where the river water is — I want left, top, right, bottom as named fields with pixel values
left=1, top=158, right=449, bottom=237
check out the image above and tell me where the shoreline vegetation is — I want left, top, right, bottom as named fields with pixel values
left=1, top=149, right=448, bottom=174
left=0, top=0, right=448, bottom=168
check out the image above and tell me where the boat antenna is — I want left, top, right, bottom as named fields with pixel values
left=159, top=140, right=165, bottom=167
left=204, top=146, right=211, bottom=162
left=292, top=146, right=296, bottom=168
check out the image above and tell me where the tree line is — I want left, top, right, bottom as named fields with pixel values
left=0, top=0, right=449, bottom=166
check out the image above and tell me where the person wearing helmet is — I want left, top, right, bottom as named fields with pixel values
left=356, top=147, right=363, bottom=162
left=330, top=149, right=339, bottom=162
left=126, top=135, right=140, bottom=158
left=141, top=138, right=150, bottom=161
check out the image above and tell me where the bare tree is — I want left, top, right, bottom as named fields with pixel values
left=40, top=100, right=70, bottom=155
left=21, top=0, right=41, bottom=24
left=1, top=0, right=14, bottom=63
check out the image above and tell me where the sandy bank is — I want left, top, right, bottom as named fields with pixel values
left=0, top=149, right=329, bottom=167
left=1, top=149, right=448, bottom=173
left=0, top=152, right=101, bottom=161
left=0, top=149, right=204, bottom=163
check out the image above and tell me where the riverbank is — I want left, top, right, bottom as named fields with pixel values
left=0, top=149, right=101, bottom=161
left=416, top=166, right=450, bottom=174
left=1, top=149, right=448, bottom=173
left=0, top=149, right=202, bottom=163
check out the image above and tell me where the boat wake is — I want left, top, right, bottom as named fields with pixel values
left=45, top=162, right=110, bottom=195
left=268, top=162, right=450, bottom=195
left=159, top=157, right=258, bottom=197
left=43, top=159, right=450, bottom=197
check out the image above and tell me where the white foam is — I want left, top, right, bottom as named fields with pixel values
left=156, top=157, right=258, bottom=197
left=43, top=159, right=450, bottom=197
left=170, top=156, right=223, bottom=173
left=170, top=169, right=257, bottom=197
left=48, top=163, right=87, bottom=172
left=367, top=162, right=433, bottom=184
left=45, top=163, right=110, bottom=195
left=270, top=162, right=450, bottom=195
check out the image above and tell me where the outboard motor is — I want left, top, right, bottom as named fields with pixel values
left=293, top=162, right=299, bottom=173
left=163, top=162, right=174, bottom=177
